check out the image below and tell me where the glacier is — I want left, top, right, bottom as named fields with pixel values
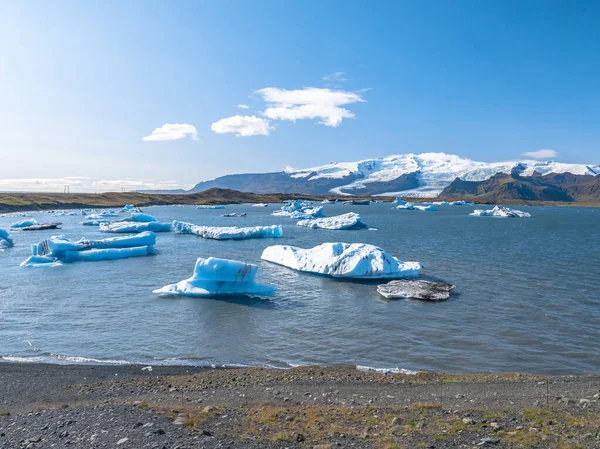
left=153, top=257, right=276, bottom=298
left=470, top=205, right=532, bottom=218
left=21, top=231, right=157, bottom=267
left=261, top=242, right=421, bottom=279
left=99, top=221, right=172, bottom=233
left=172, top=220, right=283, bottom=240
left=0, top=229, right=13, bottom=249
left=296, top=212, right=367, bottom=230
left=377, top=280, right=455, bottom=301
left=11, top=218, right=38, bottom=229
left=287, top=152, right=598, bottom=197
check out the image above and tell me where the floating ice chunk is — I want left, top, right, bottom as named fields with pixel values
left=0, top=229, right=13, bottom=249
left=99, top=221, right=172, bottom=233
left=197, top=205, right=226, bottom=209
left=470, top=205, right=531, bottom=218
left=290, top=206, right=325, bottom=219
left=22, top=231, right=157, bottom=267
left=252, top=203, right=268, bottom=207
left=413, top=204, right=438, bottom=211
left=114, top=213, right=157, bottom=223
left=82, top=218, right=111, bottom=226
left=274, top=201, right=324, bottom=219
left=121, top=204, right=141, bottom=212
left=320, top=199, right=332, bottom=204
left=261, top=242, right=421, bottom=279
left=222, top=212, right=247, bottom=217
left=296, top=212, right=367, bottom=230
left=393, top=197, right=406, bottom=205
left=377, top=280, right=455, bottom=301
left=450, top=200, right=467, bottom=206
left=11, top=218, right=38, bottom=228
left=432, top=201, right=449, bottom=206
left=153, top=257, right=276, bottom=298
left=172, top=220, right=283, bottom=240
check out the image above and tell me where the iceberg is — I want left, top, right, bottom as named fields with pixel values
left=261, top=242, right=421, bottom=279
left=172, top=220, right=283, bottom=240
left=115, top=213, right=157, bottom=223
left=377, top=280, right=455, bottom=301
left=21, top=231, right=157, bottom=267
left=222, top=212, right=247, bottom=217
left=296, top=212, right=367, bottom=230
left=82, top=218, right=111, bottom=226
left=197, top=205, right=226, bottom=209
left=99, top=221, right=172, bottom=233
left=274, top=201, right=325, bottom=219
left=121, top=204, right=142, bottom=212
left=153, top=257, right=276, bottom=298
left=395, top=202, right=437, bottom=211
left=0, top=229, right=13, bottom=249
left=450, top=200, right=467, bottom=206
left=252, top=203, right=268, bottom=207
left=470, top=205, right=532, bottom=218
left=11, top=218, right=38, bottom=229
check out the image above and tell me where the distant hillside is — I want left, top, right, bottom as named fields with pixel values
left=440, top=172, right=600, bottom=203
left=180, top=153, right=598, bottom=197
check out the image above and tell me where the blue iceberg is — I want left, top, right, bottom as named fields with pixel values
left=21, top=231, right=157, bottom=267
left=153, top=257, right=276, bottom=298
left=0, top=229, right=14, bottom=249
left=99, top=221, right=171, bottom=233
left=296, top=212, right=367, bottom=230
left=11, top=218, right=38, bottom=229
left=172, top=220, right=283, bottom=240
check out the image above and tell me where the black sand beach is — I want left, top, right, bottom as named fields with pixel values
left=1, top=363, right=599, bottom=448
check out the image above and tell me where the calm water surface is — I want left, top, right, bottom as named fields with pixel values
left=0, top=203, right=598, bottom=374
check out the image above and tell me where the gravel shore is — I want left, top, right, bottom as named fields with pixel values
left=1, top=363, right=599, bottom=448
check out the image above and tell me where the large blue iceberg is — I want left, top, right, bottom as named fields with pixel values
left=261, top=242, right=421, bottom=279
left=172, top=220, right=283, bottom=240
left=11, top=218, right=38, bottom=229
left=20, top=231, right=157, bottom=267
left=153, top=257, right=276, bottom=298
left=0, top=229, right=13, bottom=249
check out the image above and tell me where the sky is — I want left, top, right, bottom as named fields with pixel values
left=1, top=0, right=598, bottom=192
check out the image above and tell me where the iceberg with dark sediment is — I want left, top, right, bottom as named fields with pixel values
left=296, top=212, right=367, bottom=230
left=172, top=220, right=282, bottom=240
left=261, top=242, right=421, bottom=279
left=153, top=257, right=276, bottom=298
left=0, top=229, right=14, bottom=249
left=20, top=231, right=157, bottom=267
left=11, top=218, right=38, bottom=229
left=377, top=280, right=455, bottom=301
left=99, top=221, right=172, bottom=233
left=470, top=205, right=531, bottom=218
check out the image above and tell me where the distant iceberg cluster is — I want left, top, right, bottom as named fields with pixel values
left=273, top=200, right=325, bottom=219
left=20, top=231, right=157, bottom=267
left=261, top=242, right=421, bottom=279
left=153, top=257, right=276, bottom=298
left=296, top=212, right=367, bottom=230
left=172, top=220, right=283, bottom=240
left=0, top=229, right=13, bottom=249
left=197, top=205, right=226, bottom=209
left=470, top=205, right=532, bottom=218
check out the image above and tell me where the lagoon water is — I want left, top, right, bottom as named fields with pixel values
left=0, top=203, right=598, bottom=374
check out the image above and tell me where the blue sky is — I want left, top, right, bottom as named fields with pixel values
left=1, top=0, right=598, bottom=191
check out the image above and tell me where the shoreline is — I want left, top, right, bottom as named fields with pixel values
left=1, top=362, right=598, bottom=448
left=1, top=190, right=599, bottom=214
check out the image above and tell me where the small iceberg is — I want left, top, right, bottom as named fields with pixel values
left=351, top=200, right=371, bottom=205
left=114, top=213, right=158, bottom=223
left=21, top=222, right=62, bottom=231
left=450, top=200, right=468, bottom=206
left=393, top=197, right=406, bottom=205
left=197, top=205, right=226, bottom=209
left=172, top=221, right=282, bottom=240
left=21, top=231, right=157, bottom=267
left=82, top=218, right=111, bottom=226
left=296, top=212, right=367, bottom=230
left=470, top=205, right=531, bottom=218
left=252, top=203, right=268, bottom=207
left=0, top=229, right=14, bottom=249
left=273, top=201, right=325, bottom=219
left=222, top=212, right=247, bottom=217
left=153, top=257, right=276, bottom=298
left=395, top=203, right=437, bottom=211
left=377, top=280, right=455, bottom=301
left=11, top=218, right=38, bottom=229
left=121, top=204, right=142, bottom=213
left=99, top=221, right=172, bottom=233
left=261, top=242, right=421, bottom=279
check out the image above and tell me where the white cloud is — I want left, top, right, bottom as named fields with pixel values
left=237, top=104, right=250, bottom=109
left=257, top=87, right=365, bottom=127
left=211, top=115, right=273, bottom=137
left=142, top=123, right=198, bottom=141
left=0, top=177, right=191, bottom=193
left=323, top=72, right=348, bottom=82
left=522, top=149, right=558, bottom=159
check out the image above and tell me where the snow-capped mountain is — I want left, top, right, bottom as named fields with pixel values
left=189, top=152, right=598, bottom=197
